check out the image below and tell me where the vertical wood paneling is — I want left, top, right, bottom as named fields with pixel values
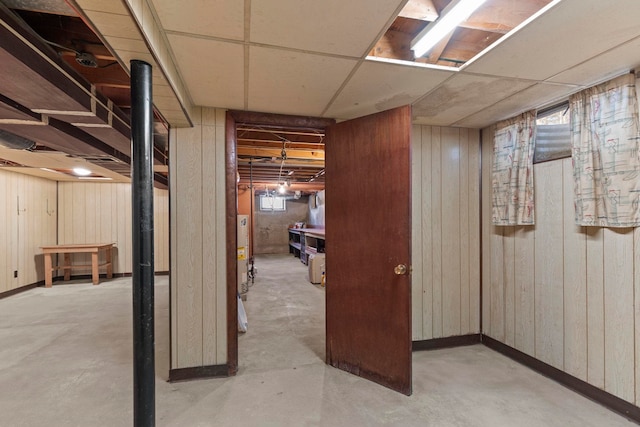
left=468, top=130, right=481, bottom=334
left=9, top=174, right=18, bottom=289
left=483, top=120, right=640, bottom=404
left=17, top=180, right=28, bottom=283
left=459, top=128, right=470, bottom=333
left=202, top=113, right=218, bottom=365
left=0, top=172, right=169, bottom=293
left=431, top=127, right=443, bottom=338
left=55, top=182, right=169, bottom=274
left=420, top=126, right=433, bottom=339
left=123, top=184, right=133, bottom=273
left=0, top=173, right=7, bottom=292
left=170, top=107, right=228, bottom=369
left=111, top=184, right=121, bottom=273
left=481, top=130, right=493, bottom=336
left=503, top=226, right=516, bottom=347
left=214, top=108, right=228, bottom=363
left=175, top=123, right=204, bottom=367
left=170, top=127, right=178, bottom=369
left=116, top=184, right=128, bottom=273
left=635, top=227, right=640, bottom=406
left=411, top=125, right=424, bottom=340
left=514, top=226, right=535, bottom=355
left=586, top=228, right=605, bottom=388
left=534, top=161, right=564, bottom=369
left=441, top=127, right=461, bottom=337
left=411, top=125, right=480, bottom=342
left=489, top=226, right=504, bottom=340
left=0, top=171, right=56, bottom=292
left=603, top=228, right=635, bottom=402
left=562, top=158, right=587, bottom=381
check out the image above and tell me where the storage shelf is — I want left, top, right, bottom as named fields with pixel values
left=288, top=228, right=325, bottom=265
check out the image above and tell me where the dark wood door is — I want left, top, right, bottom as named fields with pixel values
left=325, top=105, right=412, bottom=395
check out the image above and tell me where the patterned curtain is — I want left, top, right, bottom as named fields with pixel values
left=492, top=111, right=536, bottom=225
left=571, top=73, right=640, bottom=227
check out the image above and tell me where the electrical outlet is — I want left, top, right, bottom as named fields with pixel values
left=13, top=270, right=18, bottom=278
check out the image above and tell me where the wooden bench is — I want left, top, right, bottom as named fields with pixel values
left=41, top=243, right=115, bottom=287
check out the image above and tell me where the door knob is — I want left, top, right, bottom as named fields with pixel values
left=394, top=264, right=408, bottom=275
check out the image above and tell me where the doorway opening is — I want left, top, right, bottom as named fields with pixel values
left=225, top=111, right=334, bottom=374
left=225, top=106, right=413, bottom=395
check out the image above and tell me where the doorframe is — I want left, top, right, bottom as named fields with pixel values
left=224, top=110, right=335, bottom=373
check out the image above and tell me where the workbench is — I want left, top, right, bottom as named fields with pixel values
left=41, top=243, right=115, bottom=287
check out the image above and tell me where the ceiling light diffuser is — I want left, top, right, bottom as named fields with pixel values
left=411, top=0, right=487, bottom=58
left=72, top=167, right=92, bottom=176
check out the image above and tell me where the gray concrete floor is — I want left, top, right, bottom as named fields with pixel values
left=0, top=253, right=635, bottom=426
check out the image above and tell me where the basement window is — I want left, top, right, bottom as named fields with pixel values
left=260, top=195, right=286, bottom=211
left=533, top=103, right=571, bottom=164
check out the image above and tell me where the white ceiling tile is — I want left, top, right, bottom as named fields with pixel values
left=168, top=34, right=244, bottom=109
left=326, top=59, right=454, bottom=120
left=83, top=10, right=142, bottom=40
left=153, top=84, right=176, bottom=98
left=248, top=46, right=357, bottom=117
left=464, top=0, right=640, bottom=81
left=550, top=37, right=640, bottom=87
left=250, top=0, right=405, bottom=57
left=76, top=0, right=128, bottom=15
left=453, top=82, right=578, bottom=128
left=152, top=0, right=244, bottom=40
left=412, top=74, right=536, bottom=126
left=105, top=36, right=149, bottom=54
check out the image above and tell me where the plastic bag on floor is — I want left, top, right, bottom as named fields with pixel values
left=238, top=293, right=248, bottom=333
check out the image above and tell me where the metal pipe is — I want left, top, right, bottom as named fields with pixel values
left=130, top=59, right=155, bottom=427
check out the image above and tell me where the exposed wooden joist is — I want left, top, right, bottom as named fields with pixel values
left=398, top=0, right=439, bottom=21
left=230, top=110, right=335, bottom=130
left=237, top=146, right=324, bottom=161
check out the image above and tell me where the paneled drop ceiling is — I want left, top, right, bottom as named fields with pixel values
left=1, top=0, right=640, bottom=185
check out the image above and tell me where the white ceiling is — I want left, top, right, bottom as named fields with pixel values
left=81, top=0, right=640, bottom=128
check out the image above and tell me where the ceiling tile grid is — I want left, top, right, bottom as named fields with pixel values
left=248, top=46, right=358, bottom=116
left=153, top=0, right=244, bottom=41
left=549, top=37, right=640, bottom=87
left=325, top=59, right=455, bottom=120
left=454, top=82, right=578, bottom=128
left=463, top=0, right=640, bottom=82
left=168, top=34, right=244, bottom=109
left=249, top=0, right=406, bottom=57
left=412, top=74, right=537, bottom=126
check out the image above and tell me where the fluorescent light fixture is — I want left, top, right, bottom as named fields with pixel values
left=78, top=176, right=113, bottom=181
left=411, top=0, right=487, bottom=58
left=72, top=167, right=92, bottom=176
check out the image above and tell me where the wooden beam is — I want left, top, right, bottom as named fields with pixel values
left=229, top=110, right=335, bottom=129
left=398, top=0, right=439, bottom=21
left=369, top=29, right=415, bottom=61
left=236, top=146, right=324, bottom=161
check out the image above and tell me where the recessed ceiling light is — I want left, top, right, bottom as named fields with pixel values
left=72, top=167, right=92, bottom=176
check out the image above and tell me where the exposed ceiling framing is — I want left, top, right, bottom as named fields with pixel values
left=0, top=1, right=169, bottom=187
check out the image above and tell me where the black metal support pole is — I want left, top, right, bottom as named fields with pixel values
left=130, top=60, right=155, bottom=427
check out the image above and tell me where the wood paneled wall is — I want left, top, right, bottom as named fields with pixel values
left=481, top=127, right=639, bottom=405
left=170, top=107, right=227, bottom=369
left=0, top=169, right=57, bottom=293
left=57, top=182, right=169, bottom=274
left=412, top=125, right=481, bottom=341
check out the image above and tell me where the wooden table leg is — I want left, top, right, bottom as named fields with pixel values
left=44, top=253, right=52, bottom=288
left=64, top=253, right=71, bottom=281
left=106, top=247, right=113, bottom=279
left=91, top=252, right=99, bottom=285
